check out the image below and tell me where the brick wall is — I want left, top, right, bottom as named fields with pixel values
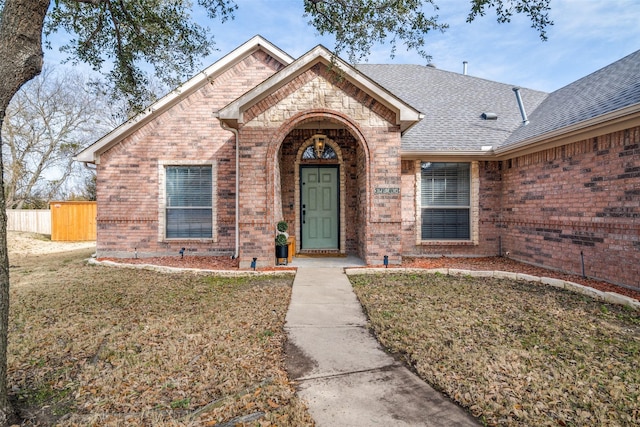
left=96, top=50, right=284, bottom=258
left=399, top=127, right=639, bottom=289
left=500, top=127, right=640, bottom=289
left=401, top=160, right=502, bottom=257
left=95, top=44, right=639, bottom=288
left=235, top=64, right=402, bottom=267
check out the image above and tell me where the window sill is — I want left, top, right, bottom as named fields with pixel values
left=418, top=240, right=476, bottom=246
left=162, top=238, right=214, bottom=243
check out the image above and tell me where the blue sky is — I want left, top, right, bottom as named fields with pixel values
left=201, top=0, right=640, bottom=93
left=46, top=0, right=640, bottom=93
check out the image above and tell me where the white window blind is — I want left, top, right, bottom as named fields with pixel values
left=421, top=162, right=470, bottom=239
left=166, top=166, right=212, bottom=238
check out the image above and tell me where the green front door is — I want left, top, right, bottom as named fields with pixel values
left=301, top=166, right=339, bottom=249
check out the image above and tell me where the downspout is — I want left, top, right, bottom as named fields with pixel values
left=219, top=121, right=240, bottom=259
left=81, top=161, right=98, bottom=257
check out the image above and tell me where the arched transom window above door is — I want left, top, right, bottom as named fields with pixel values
left=301, top=134, right=338, bottom=160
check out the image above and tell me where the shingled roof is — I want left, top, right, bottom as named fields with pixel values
left=503, top=49, right=640, bottom=149
left=77, top=36, right=640, bottom=163
left=359, top=49, right=640, bottom=155
left=357, top=64, right=548, bottom=153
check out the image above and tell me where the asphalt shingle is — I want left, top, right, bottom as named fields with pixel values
left=358, top=49, right=640, bottom=153
left=503, top=49, right=640, bottom=148
left=357, top=64, right=548, bottom=152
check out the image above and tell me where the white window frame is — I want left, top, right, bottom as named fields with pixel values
left=416, top=161, right=479, bottom=245
left=158, top=160, right=217, bottom=242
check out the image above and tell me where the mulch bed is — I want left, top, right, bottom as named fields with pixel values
left=99, top=255, right=241, bottom=270
left=98, top=255, right=297, bottom=272
left=97, top=255, right=640, bottom=302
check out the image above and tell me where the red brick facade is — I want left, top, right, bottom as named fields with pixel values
left=95, top=51, right=286, bottom=258
left=398, top=127, right=640, bottom=289
left=233, top=60, right=403, bottom=267
left=90, top=43, right=639, bottom=290
left=401, top=160, right=502, bottom=258
left=499, top=127, right=640, bottom=288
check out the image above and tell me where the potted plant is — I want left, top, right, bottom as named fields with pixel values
left=275, top=220, right=289, bottom=265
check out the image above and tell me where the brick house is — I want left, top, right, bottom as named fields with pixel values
left=76, top=36, right=640, bottom=289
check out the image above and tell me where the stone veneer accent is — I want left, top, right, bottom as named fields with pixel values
left=245, top=64, right=391, bottom=128
left=234, top=63, right=402, bottom=267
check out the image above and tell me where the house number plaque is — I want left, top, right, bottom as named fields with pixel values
left=374, top=187, right=400, bottom=194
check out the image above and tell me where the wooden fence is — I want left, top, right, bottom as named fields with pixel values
left=7, top=209, right=52, bottom=234
left=50, top=201, right=97, bottom=241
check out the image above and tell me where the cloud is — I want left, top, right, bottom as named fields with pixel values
left=43, top=0, right=640, bottom=94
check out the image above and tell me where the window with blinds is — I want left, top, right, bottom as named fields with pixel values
left=165, top=166, right=213, bottom=238
left=421, top=162, right=470, bottom=240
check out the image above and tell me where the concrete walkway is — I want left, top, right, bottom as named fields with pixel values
left=284, top=259, right=480, bottom=426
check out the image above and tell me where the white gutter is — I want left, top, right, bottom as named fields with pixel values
left=401, top=149, right=496, bottom=158
left=495, top=103, right=640, bottom=156
left=219, top=120, right=240, bottom=259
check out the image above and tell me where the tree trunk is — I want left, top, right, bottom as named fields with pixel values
left=0, top=114, right=12, bottom=426
left=0, top=0, right=50, bottom=424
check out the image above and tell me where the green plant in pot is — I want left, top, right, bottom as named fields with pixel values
left=275, top=233, right=288, bottom=247
left=275, top=220, right=289, bottom=265
left=277, top=220, right=288, bottom=234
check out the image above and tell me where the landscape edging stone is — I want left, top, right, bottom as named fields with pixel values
left=344, top=268, right=640, bottom=310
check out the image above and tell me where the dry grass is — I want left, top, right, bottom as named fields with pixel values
left=350, top=272, right=640, bottom=427
left=8, top=248, right=313, bottom=426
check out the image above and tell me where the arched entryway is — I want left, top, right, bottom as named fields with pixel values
left=295, top=134, right=344, bottom=252
left=271, top=112, right=371, bottom=259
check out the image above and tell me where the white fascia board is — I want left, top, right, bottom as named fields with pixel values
left=401, top=150, right=496, bottom=159
left=494, top=103, right=640, bottom=157
left=217, top=45, right=422, bottom=130
left=402, top=113, right=425, bottom=134
left=75, top=35, right=293, bottom=164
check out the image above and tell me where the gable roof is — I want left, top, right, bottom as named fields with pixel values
left=499, top=49, right=640, bottom=153
left=357, top=64, right=548, bottom=155
left=76, top=36, right=640, bottom=164
left=216, top=45, right=423, bottom=132
left=75, top=35, right=294, bottom=164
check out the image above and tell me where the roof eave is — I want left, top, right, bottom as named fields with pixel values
left=494, top=103, right=640, bottom=159
left=75, top=35, right=294, bottom=164
left=401, top=149, right=496, bottom=160
left=217, top=45, right=422, bottom=129
left=400, top=113, right=425, bottom=134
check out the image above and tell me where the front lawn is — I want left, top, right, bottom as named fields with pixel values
left=351, top=273, right=640, bottom=426
left=9, top=249, right=313, bottom=426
